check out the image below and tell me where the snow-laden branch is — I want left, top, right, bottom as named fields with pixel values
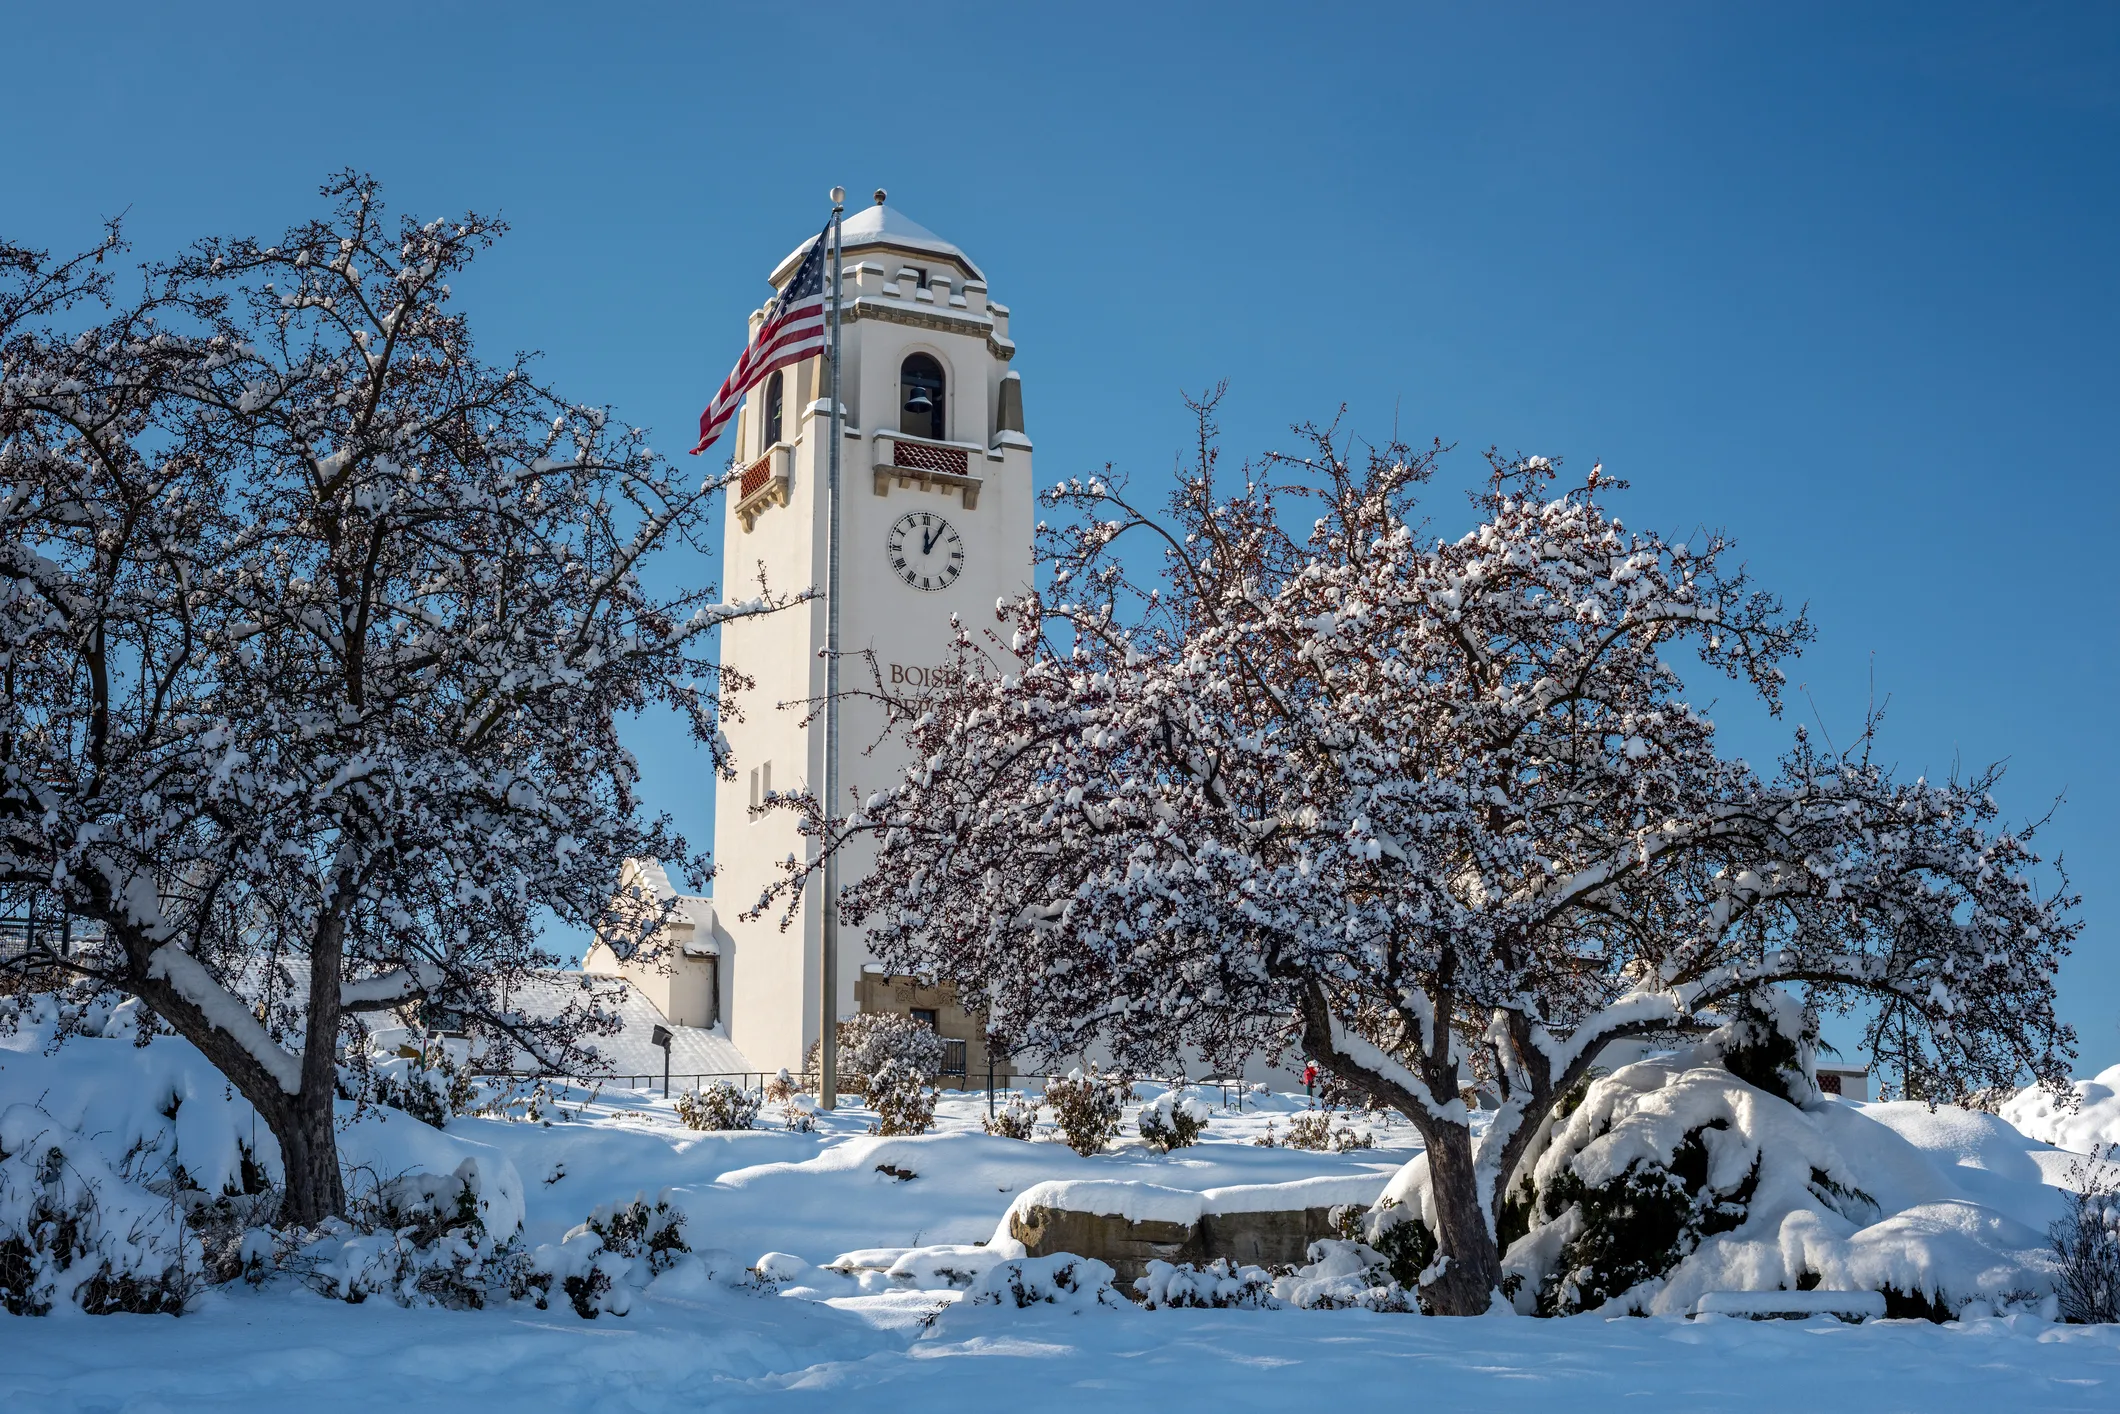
left=145, top=944, right=304, bottom=1094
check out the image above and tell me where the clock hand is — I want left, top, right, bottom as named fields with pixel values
left=922, top=524, right=938, bottom=555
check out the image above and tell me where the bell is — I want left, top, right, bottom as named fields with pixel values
left=904, top=387, right=934, bottom=415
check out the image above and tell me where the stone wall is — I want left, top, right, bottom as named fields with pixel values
left=1009, top=1202, right=1344, bottom=1285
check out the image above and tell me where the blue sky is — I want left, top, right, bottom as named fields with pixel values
left=5, top=3, right=2116, bottom=1071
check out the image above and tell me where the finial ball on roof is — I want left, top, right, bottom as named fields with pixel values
left=874, top=188, right=888, bottom=205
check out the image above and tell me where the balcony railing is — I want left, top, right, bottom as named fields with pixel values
left=872, top=433, right=983, bottom=510
left=892, top=438, right=969, bottom=477
left=739, top=452, right=774, bottom=501
left=734, top=445, right=792, bottom=532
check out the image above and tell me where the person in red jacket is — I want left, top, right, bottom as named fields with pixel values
left=1302, top=1061, right=1319, bottom=1102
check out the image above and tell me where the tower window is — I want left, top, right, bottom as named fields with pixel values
left=899, top=353, right=945, bottom=441
left=762, top=370, right=784, bottom=450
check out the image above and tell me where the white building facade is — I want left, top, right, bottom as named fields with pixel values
left=706, top=197, right=1036, bottom=1075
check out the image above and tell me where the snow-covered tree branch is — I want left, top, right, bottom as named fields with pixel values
left=0, top=173, right=802, bottom=1225
left=757, top=389, right=2077, bottom=1315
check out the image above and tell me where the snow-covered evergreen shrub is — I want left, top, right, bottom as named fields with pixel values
left=675, top=1079, right=761, bottom=1132
left=960, top=1253, right=1123, bottom=1310
left=0, top=1105, right=198, bottom=1315
left=2051, top=1150, right=2120, bottom=1324
left=1714, top=990, right=1819, bottom=1108
left=1136, top=1257, right=1278, bottom=1308
left=1045, top=1068, right=1127, bottom=1156
left=982, top=1093, right=1039, bottom=1140
left=1137, top=1091, right=1210, bottom=1152
left=1482, top=1054, right=2010, bottom=1317
left=1286, top=1111, right=1373, bottom=1153
left=865, top=1061, right=936, bottom=1136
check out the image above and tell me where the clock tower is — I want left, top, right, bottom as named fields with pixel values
left=709, top=194, right=1034, bottom=1076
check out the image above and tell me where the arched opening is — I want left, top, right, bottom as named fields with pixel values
left=762, top=369, right=784, bottom=450
left=899, top=353, right=945, bottom=441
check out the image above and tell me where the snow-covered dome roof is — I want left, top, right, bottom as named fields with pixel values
left=770, top=196, right=984, bottom=286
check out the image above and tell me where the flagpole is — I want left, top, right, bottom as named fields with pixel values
left=819, top=186, right=846, bottom=1111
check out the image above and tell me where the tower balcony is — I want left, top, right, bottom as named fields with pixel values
left=734, top=443, right=793, bottom=532
left=872, top=431, right=983, bottom=510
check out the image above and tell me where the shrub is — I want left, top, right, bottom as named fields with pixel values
left=1286, top=1111, right=1373, bottom=1152
left=866, top=1061, right=936, bottom=1136
left=1137, top=1091, right=1211, bottom=1152
left=960, top=1254, right=1123, bottom=1310
left=803, top=1013, right=947, bottom=1093
left=2052, top=1148, right=2120, bottom=1324
left=1136, top=1257, right=1278, bottom=1308
left=513, top=1192, right=692, bottom=1319
left=0, top=1110, right=198, bottom=1316
left=763, top=1068, right=797, bottom=1105
left=369, top=1050, right=479, bottom=1129
left=982, top=1094, right=1039, bottom=1140
left=284, top=1160, right=512, bottom=1310
left=1272, top=1239, right=1416, bottom=1311
left=675, top=1080, right=761, bottom=1132
left=1045, top=1068, right=1127, bottom=1156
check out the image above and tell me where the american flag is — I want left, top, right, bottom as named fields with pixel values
left=691, top=217, right=834, bottom=456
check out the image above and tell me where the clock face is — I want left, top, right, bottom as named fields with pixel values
left=885, top=510, right=964, bottom=592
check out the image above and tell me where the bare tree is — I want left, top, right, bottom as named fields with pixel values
left=762, top=392, right=2077, bottom=1315
left=0, top=175, right=796, bottom=1225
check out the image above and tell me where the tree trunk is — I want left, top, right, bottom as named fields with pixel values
left=103, top=911, right=352, bottom=1229
left=1422, top=1122, right=1504, bottom=1315
left=284, top=905, right=350, bottom=1227
left=271, top=1094, right=347, bottom=1227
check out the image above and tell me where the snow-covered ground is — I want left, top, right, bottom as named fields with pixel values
left=8, top=1269, right=2120, bottom=1411
left=7, top=1016, right=2120, bottom=1410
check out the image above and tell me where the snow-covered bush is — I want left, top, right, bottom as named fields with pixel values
left=366, top=1051, right=478, bottom=1130
left=1136, top=1257, right=1277, bottom=1308
left=0, top=1105, right=198, bottom=1316
left=1286, top=1111, right=1372, bottom=1153
left=283, top=1159, right=512, bottom=1310
left=960, top=1254, right=1123, bottom=1310
left=865, top=1061, right=936, bottom=1137
left=763, top=1068, right=797, bottom=1106
left=1045, top=1069, right=1127, bottom=1156
left=1355, top=1037, right=2059, bottom=1319
left=675, top=1080, right=760, bottom=1132
left=1137, top=1091, right=1210, bottom=1152
left=1272, top=1239, right=1416, bottom=1312
left=2051, top=1150, right=2120, bottom=1324
left=515, top=1192, right=692, bottom=1319
left=805, top=1013, right=948, bottom=1094
left=780, top=1094, right=818, bottom=1134
left=982, top=1094, right=1039, bottom=1140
